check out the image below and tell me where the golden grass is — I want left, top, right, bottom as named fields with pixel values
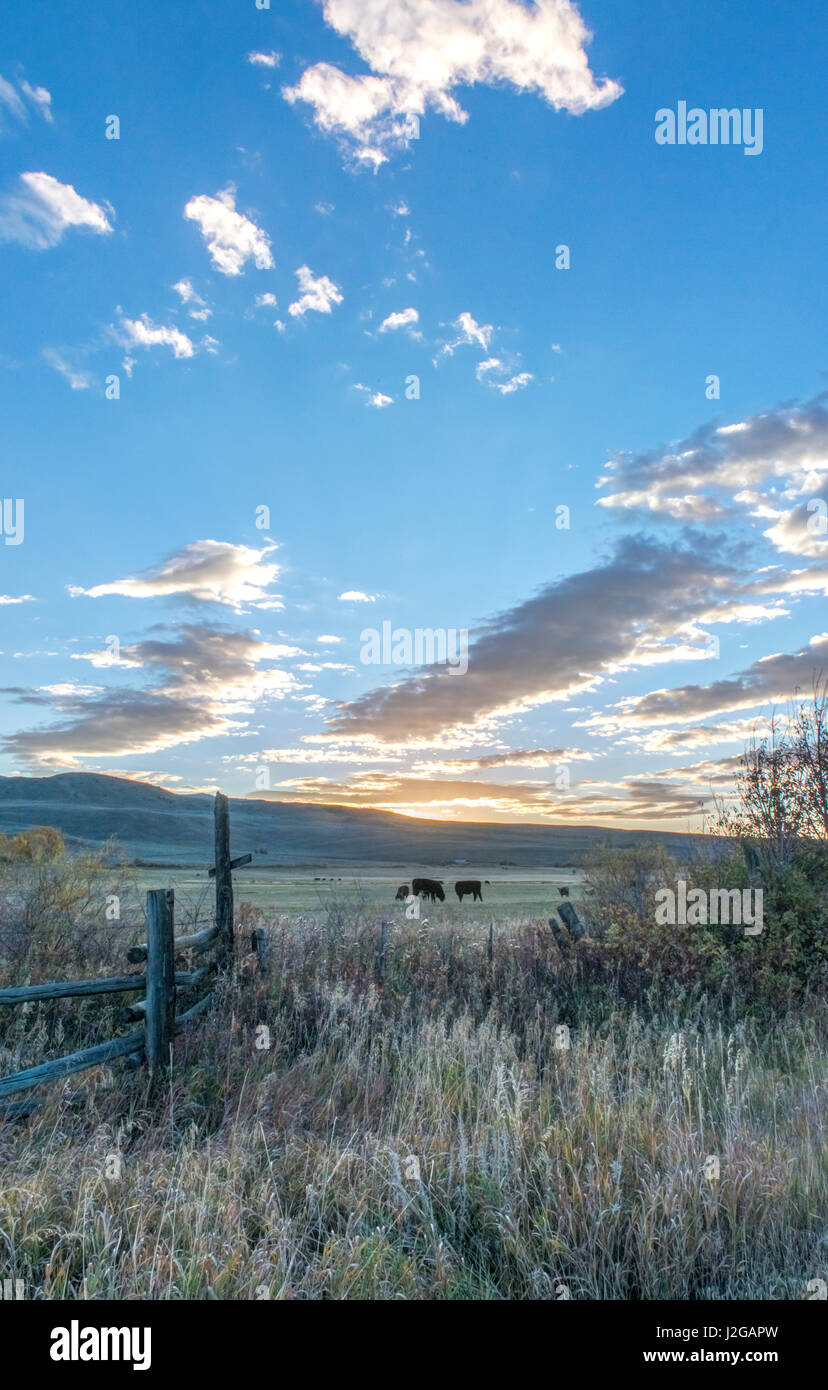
left=1, top=909, right=825, bottom=1300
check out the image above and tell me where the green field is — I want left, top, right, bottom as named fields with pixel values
left=129, top=864, right=586, bottom=926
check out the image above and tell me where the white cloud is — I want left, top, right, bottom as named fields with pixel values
left=288, top=264, right=343, bottom=316
left=67, top=540, right=283, bottom=613
left=475, top=357, right=533, bottom=394
left=184, top=187, right=274, bottom=276
left=247, top=51, right=280, bottom=68
left=283, top=0, right=621, bottom=164
left=354, top=383, right=393, bottom=407
left=173, top=278, right=212, bottom=320
left=0, top=171, right=113, bottom=250
left=42, top=348, right=94, bottom=390
left=439, top=311, right=493, bottom=357
left=378, top=306, right=420, bottom=336
left=118, top=314, right=195, bottom=360
left=491, top=371, right=533, bottom=395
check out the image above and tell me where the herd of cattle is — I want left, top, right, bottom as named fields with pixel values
left=395, top=877, right=490, bottom=903
left=393, top=877, right=584, bottom=937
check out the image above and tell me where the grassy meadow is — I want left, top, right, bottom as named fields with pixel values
left=128, top=864, right=586, bottom=929
left=0, top=843, right=825, bottom=1300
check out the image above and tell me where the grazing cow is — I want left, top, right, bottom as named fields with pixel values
left=412, top=876, right=445, bottom=902
left=455, top=879, right=483, bottom=902
left=395, top=884, right=409, bottom=901
left=558, top=886, right=570, bottom=897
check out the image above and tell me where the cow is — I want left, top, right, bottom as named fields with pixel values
left=412, top=876, right=445, bottom=902
left=455, top=879, right=483, bottom=902
left=558, top=886, right=570, bottom=897
left=395, top=883, right=409, bottom=901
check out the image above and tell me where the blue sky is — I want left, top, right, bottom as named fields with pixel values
left=0, top=0, right=826, bottom=828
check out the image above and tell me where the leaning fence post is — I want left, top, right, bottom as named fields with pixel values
left=214, top=792, right=234, bottom=958
left=145, top=889, right=175, bottom=1072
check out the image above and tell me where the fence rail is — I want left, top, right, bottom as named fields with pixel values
left=0, top=792, right=253, bottom=1120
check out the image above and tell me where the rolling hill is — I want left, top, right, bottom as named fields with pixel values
left=0, top=772, right=704, bottom=868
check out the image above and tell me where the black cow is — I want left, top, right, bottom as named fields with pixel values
left=395, top=883, right=409, bottom=901
left=412, top=876, right=445, bottom=902
left=455, top=879, right=483, bottom=902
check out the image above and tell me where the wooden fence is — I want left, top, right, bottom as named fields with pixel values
left=0, top=792, right=257, bottom=1120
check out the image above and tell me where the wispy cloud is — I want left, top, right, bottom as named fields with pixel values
left=354, top=383, right=393, bottom=408
left=0, top=172, right=113, bottom=250
left=0, top=74, right=53, bottom=131
left=67, top=540, right=283, bottom=613
left=324, top=537, right=757, bottom=745
left=596, top=395, right=828, bottom=552
left=3, top=624, right=300, bottom=769
left=42, top=348, right=95, bottom=390
left=173, top=278, right=212, bottom=320
left=438, top=311, right=493, bottom=357
left=246, top=51, right=280, bottom=68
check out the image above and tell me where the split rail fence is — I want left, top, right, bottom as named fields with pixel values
left=0, top=793, right=261, bottom=1120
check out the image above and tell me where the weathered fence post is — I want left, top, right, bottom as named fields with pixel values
left=375, top=920, right=388, bottom=983
left=145, top=889, right=175, bottom=1072
left=214, top=792, right=234, bottom=957
left=484, top=920, right=494, bottom=1009
left=250, top=928, right=269, bottom=975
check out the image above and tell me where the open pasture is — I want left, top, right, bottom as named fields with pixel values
left=127, top=864, right=587, bottom=927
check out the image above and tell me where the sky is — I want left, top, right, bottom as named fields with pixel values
left=0, top=0, right=826, bottom=830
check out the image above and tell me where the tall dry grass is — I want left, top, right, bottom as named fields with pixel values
left=1, top=888, right=825, bottom=1300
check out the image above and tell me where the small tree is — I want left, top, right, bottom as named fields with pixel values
left=729, top=715, right=806, bottom=871
left=792, top=677, right=828, bottom=840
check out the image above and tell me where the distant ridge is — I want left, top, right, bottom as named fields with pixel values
left=0, top=773, right=703, bottom=868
